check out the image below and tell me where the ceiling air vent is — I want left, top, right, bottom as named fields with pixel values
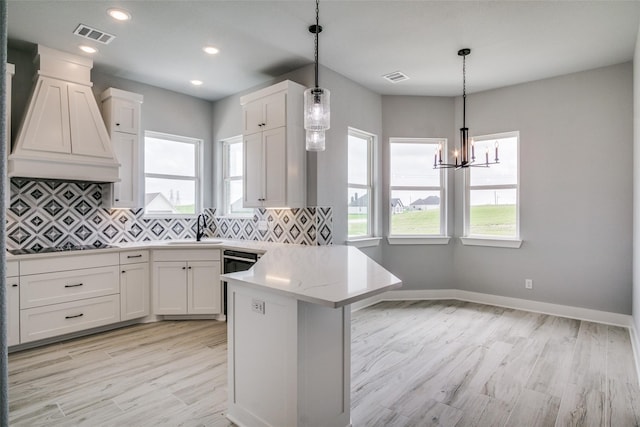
left=382, top=71, right=409, bottom=83
left=73, top=24, right=116, bottom=45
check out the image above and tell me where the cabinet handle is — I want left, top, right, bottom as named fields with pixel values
left=182, top=266, right=186, bottom=270
left=11, top=284, right=17, bottom=287
left=188, top=266, right=192, bottom=270
left=122, top=270, right=126, bottom=274
left=127, top=254, right=143, bottom=259
left=65, top=283, right=84, bottom=288
left=115, top=123, right=120, bottom=126
left=115, top=199, right=120, bottom=202
left=65, top=313, right=84, bottom=319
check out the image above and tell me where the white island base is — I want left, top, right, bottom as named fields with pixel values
left=226, top=282, right=351, bottom=427
left=222, top=245, right=401, bottom=427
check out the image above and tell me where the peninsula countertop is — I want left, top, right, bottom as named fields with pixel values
left=221, top=244, right=401, bottom=308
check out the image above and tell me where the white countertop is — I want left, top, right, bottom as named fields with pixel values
left=221, top=245, right=401, bottom=308
left=7, top=239, right=402, bottom=307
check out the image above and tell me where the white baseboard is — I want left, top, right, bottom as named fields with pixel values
left=356, top=288, right=633, bottom=327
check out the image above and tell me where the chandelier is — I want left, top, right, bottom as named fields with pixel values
left=434, top=48, right=499, bottom=169
left=304, top=0, right=330, bottom=151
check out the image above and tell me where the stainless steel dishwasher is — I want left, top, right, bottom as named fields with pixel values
left=222, top=249, right=261, bottom=317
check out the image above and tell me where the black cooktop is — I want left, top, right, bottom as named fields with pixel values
left=8, top=245, right=117, bottom=255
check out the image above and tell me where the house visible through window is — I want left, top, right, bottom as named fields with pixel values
left=144, top=131, right=202, bottom=216
left=348, top=128, right=375, bottom=239
left=223, top=136, right=252, bottom=216
left=389, top=138, right=447, bottom=236
left=465, top=131, right=519, bottom=238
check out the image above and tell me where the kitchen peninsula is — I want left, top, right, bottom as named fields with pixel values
left=222, top=244, right=401, bottom=427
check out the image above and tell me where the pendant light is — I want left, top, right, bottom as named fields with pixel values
left=434, top=48, right=499, bottom=169
left=304, top=0, right=330, bottom=151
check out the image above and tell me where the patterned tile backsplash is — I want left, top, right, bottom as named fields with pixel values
left=6, top=179, right=333, bottom=251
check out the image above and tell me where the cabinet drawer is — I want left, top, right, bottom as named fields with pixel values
left=20, top=295, right=120, bottom=343
left=20, top=252, right=119, bottom=275
left=20, top=266, right=120, bottom=308
left=7, top=260, right=18, bottom=277
left=120, top=250, right=149, bottom=265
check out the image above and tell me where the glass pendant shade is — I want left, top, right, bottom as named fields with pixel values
left=306, top=130, right=326, bottom=151
left=304, top=87, right=330, bottom=131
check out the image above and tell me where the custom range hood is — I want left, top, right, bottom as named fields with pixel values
left=9, top=45, right=119, bottom=182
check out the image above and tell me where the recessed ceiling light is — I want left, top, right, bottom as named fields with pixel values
left=79, top=45, right=98, bottom=54
left=191, top=80, right=203, bottom=86
left=107, top=8, right=131, bottom=21
left=203, top=46, right=219, bottom=55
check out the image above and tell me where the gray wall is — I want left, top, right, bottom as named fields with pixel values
left=380, top=95, right=456, bottom=290
left=451, top=63, right=633, bottom=314
left=380, top=63, right=633, bottom=314
left=7, top=47, right=215, bottom=207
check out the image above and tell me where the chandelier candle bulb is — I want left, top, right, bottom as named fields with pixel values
left=439, top=144, right=443, bottom=163
left=495, top=141, right=499, bottom=162
left=471, top=140, right=475, bottom=161
left=486, top=148, right=489, bottom=165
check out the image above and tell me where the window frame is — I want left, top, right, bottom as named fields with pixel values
left=143, top=130, right=203, bottom=218
left=387, top=137, right=448, bottom=242
left=347, top=128, right=376, bottom=241
left=463, top=130, right=521, bottom=247
left=222, top=135, right=252, bottom=217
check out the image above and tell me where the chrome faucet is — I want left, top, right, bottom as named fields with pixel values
left=196, top=213, right=206, bottom=242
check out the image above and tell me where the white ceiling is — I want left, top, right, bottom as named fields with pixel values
left=7, top=1, right=640, bottom=101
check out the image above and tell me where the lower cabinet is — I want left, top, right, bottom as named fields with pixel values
left=152, top=249, right=221, bottom=315
left=19, top=252, right=121, bottom=344
left=119, top=250, right=150, bottom=320
left=7, top=261, right=19, bottom=347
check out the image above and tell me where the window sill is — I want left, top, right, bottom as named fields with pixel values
left=387, top=236, right=451, bottom=245
left=460, top=236, right=523, bottom=248
left=345, top=237, right=382, bottom=248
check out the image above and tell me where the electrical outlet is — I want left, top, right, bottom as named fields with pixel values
left=257, top=220, right=268, bottom=231
left=525, top=279, right=533, bottom=290
left=251, top=299, right=265, bottom=314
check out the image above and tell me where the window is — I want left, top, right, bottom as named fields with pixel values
left=465, top=131, right=519, bottom=241
left=222, top=136, right=252, bottom=216
left=347, top=129, right=375, bottom=239
left=389, top=138, right=447, bottom=237
left=144, top=131, right=202, bottom=216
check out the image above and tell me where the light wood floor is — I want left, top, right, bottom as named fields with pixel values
left=8, top=300, right=640, bottom=426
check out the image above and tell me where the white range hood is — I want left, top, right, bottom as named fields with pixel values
left=8, top=45, right=119, bottom=182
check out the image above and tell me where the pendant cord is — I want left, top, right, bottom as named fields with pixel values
left=314, top=0, right=319, bottom=89
left=462, top=53, right=466, bottom=129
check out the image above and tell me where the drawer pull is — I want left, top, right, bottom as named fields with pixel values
left=127, top=254, right=143, bottom=259
left=11, top=284, right=18, bottom=287
left=65, top=313, right=84, bottom=319
left=122, top=270, right=126, bottom=274
left=65, top=283, right=84, bottom=288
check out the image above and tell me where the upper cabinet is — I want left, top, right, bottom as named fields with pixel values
left=242, top=91, right=286, bottom=134
left=240, top=80, right=306, bottom=208
left=100, top=88, right=144, bottom=209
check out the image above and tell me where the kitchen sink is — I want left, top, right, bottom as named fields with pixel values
left=165, top=240, right=223, bottom=246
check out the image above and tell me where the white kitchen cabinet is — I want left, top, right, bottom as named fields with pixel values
left=152, top=249, right=221, bottom=315
left=119, top=250, right=149, bottom=320
left=243, top=128, right=287, bottom=207
left=240, top=80, right=306, bottom=208
left=19, top=252, right=121, bottom=344
left=100, top=88, right=143, bottom=208
left=242, top=91, right=286, bottom=134
left=7, top=260, right=19, bottom=346
left=5, top=63, right=14, bottom=206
